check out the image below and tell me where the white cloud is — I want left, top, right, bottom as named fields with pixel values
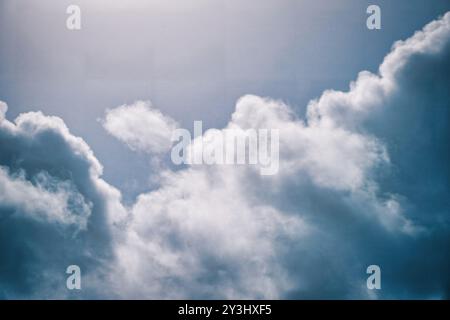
left=113, top=167, right=307, bottom=299
left=109, top=12, right=450, bottom=299
left=229, top=94, right=388, bottom=191
left=1, top=12, right=449, bottom=299
left=0, top=101, right=6, bottom=120
left=102, top=101, right=178, bottom=154
left=0, top=166, right=91, bottom=229
left=307, top=11, right=450, bottom=129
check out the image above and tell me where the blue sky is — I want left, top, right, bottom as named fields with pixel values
left=0, top=0, right=449, bottom=299
left=1, top=0, right=449, bottom=201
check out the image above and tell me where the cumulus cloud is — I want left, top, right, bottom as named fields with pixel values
left=112, top=168, right=307, bottom=299
left=1, top=12, right=449, bottom=299
left=102, top=101, right=179, bottom=154
left=0, top=107, right=126, bottom=298
left=0, top=167, right=91, bottom=229
left=109, top=12, right=450, bottom=299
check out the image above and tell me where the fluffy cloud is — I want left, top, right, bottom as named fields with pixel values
left=0, top=167, right=91, bottom=229
left=113, top=167, right=307, bottom=299
left=0, top=106, right=126, bottom=298
left=102, top=101, right=179, bottom=154
left=110, top=12, right=450, bottom=299
left=0, top=12, right=449, bottom=299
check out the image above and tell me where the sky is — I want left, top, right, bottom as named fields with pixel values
left=0, top=0, right=449, bottom=299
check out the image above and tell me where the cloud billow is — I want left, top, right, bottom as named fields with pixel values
left=0, top=12, right=449, bottom=299
left=0, top=107, right=126, bottom=298
left=102, top=101, right=179, bottom=155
